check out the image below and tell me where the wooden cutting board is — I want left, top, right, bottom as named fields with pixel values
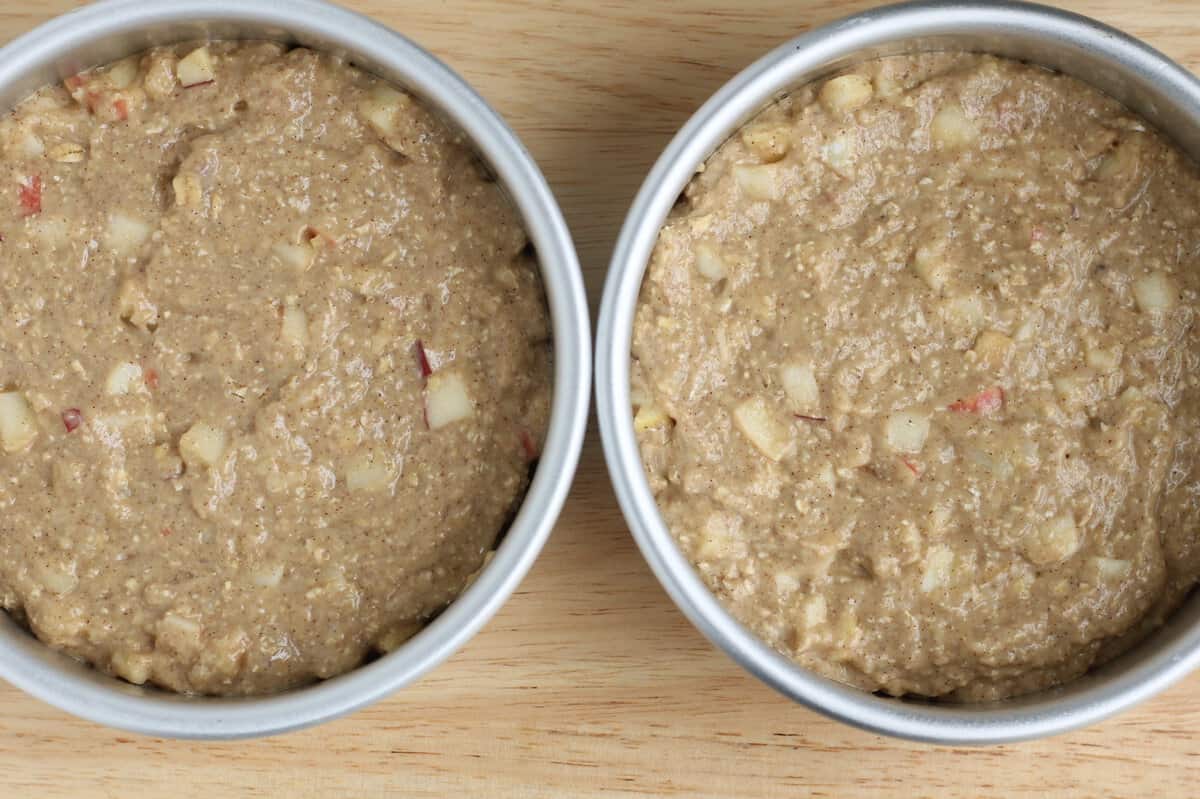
left=2, top=1, right=1199, bottom=796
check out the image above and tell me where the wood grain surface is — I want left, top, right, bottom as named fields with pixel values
left=2, top=1, right=1200, bottom=796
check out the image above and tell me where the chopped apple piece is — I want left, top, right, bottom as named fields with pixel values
left=425, top=370, right=474, bottom=430
left=973, top=329, right=1013, bottom=367
left=931, top=103, right=979, bottom=148
left=111, top=650, right=152, bottom=685
left=686, top=213, right=715, bottom=237
left=344, top=451, right=396, bottom=493
left=801, top=595, right=827, bottom=629
left=819, top=74, right=873, bottom=114
left=1092, top=136, right=1146, bottom=207
left=948, top=386, right=1004, bottom=415
left=116, top=279, right=159, bottom=331
left=413, top=339, right=433, bottom=379
left=1023, top=514, right=1080, bottom=566
left=696, top=512, right=741, bottom=560
left=179, top=422, right=228, bottom=469
left=740, top=123, right=790, bottom=161
left=884, top=410, right=930, bottom=453
left=104, top=212, right=152, bottom=256
left=694, top=244, right=727, bottom=280
left=773, top=570, right=800, bottom=594
left=821, top=133, right=856, bottom=176
left=271, top=241, right=315, bottom=272
left=634, top=403, right=671, bottom=431
left=832, top=612, right=863, bottom=651
left=1133, top=271, right=1178, bottom=313
left=814, top=462, right=836, bottom=492
left=104, top=57, right=139, bottom=89
left=18, top=132, right=43, bottom=158
left=912, top=242, right=952, bottom=292
left=61, top=408, right=83, bottom=432
left=172, top=173, right=203, bottom=207
left=1053, top=371, right=1096, bottom=408
left=0, top=392, right=38, bottom=452
left=1014, top=312, right=1043, bottom=343
left=177, top=46, right=215, bottom=87
left=37, top=563, right=77, bottom=595
left=733, top=163, right=782, bottom=202
left=695, top=528, right=728, bottom=561
left=18, top=174, right=41, bottom=216
left=1090, top=556, right=1132, bottom=581
left=281, top=303, right=309, bottom=349
left=1085, top=343, right=1122, bottom=372
left=359, top=85, right=410, bottom=139
left=964, top=445, right=1013, bottom=479
left=251, top=564, right=284, bottom=588
left=780, top=362, right=820, bottom=412
left=945, top=292, right=985, bottom=328
left=1119, top=386, right=1145, bottom=407
left=733, top=397, right=792, bottom=461
left=156, top=613, right=202, bottom=654
left=840, top=430, right=872, bottom=468
left=921, top=545, right=954, bottom=592
left=104, top=361, right=143, bottom=396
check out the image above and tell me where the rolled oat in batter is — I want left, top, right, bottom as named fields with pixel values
left=0, top=42, right=550, bottom=695
left=633, top=53, right=1200, bottom=700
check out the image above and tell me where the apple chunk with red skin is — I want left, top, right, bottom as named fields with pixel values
left=18, top=175, right=41, bottom=216
left=61, top=408, right=83, bottom=432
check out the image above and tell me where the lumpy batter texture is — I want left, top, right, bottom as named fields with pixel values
left=634, top=53, right=1200, bottom=700
left=0, top=42, right=550, bottom=695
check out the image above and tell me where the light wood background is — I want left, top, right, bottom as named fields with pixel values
left=2, top=1, right=1200, bottom=796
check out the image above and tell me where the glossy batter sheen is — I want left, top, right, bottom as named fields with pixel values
left=633, top=53, right=1200, bottom=700
left=0, top=42, right=551, bottom=695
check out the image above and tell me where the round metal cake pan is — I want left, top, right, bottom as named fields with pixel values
left=0, top=0, right=590, bottom=739
left=596, top=0, right=1200, bottom=744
